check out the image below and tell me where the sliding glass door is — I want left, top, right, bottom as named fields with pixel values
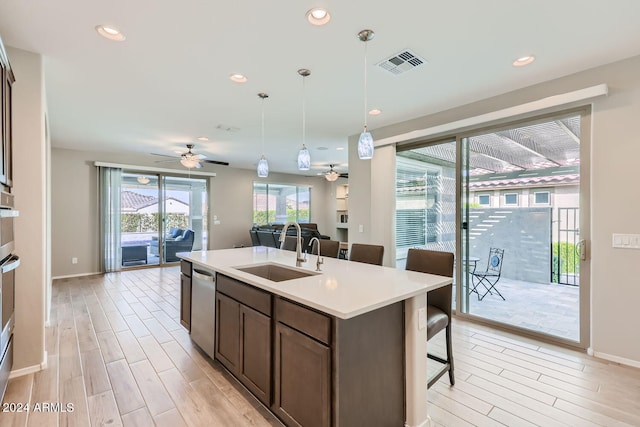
left=118, top=172, right=207, bottom=268
left=396, top=140, right=458, bottom=305
left=459, top=111, right=590, bottom=346
left=396, top=109, right=590, bottom=347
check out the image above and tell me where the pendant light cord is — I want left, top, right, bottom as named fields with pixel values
left=363, top=40, right=368, bottom=129
left=302, top=75, right=306, bottom=145
left=261, top=97, right=265, bottom=156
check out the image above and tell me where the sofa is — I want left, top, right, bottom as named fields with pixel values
left=250, top=223, right=329, bottom=252
left=150, top=228, right=195, bottom=262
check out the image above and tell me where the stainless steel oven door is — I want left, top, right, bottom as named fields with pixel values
left=0, top=255, right=19, bottom=354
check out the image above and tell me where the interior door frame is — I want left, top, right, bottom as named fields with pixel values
left=454, top=105, right=591, bottom=349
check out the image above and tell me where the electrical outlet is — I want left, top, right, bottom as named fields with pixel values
left=358, top=224, right=364, bottom=233
left=71, top=257, right=78, bottom=264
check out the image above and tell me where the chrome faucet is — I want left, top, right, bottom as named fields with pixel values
left=309, top=237, right=324, bottom=271
left=279, top=221, right=306, bottom=267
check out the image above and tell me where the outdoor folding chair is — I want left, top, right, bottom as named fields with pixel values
left=470, top=248, right=505, bottom=300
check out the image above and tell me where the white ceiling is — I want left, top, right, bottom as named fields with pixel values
left=2, top=1, right=640, bottom=175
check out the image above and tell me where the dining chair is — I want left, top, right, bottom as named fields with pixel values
left=349, top=243, right=384, bottom=266
left=405, top=248, right=455, bottom=388
left=311, top=239, right=340, bottom=258
left=470, top=248, right=505, bottom=300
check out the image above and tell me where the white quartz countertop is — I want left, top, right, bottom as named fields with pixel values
left=179, top=247, right=452, bottom=319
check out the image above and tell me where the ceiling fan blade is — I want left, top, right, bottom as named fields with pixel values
left=154, top=159, right=179, bottom=164
left=339, top=173, right=349, bottom=178
left=150, top=152, right=178, bottom=158
left=201, top=159, right=230, bottom=166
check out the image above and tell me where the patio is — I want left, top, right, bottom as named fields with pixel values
left=457, top=277, right=580, bottom=341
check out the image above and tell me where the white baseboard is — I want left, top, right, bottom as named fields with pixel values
left=52, top=272, right=102, bottom=280
left=9, top=351, right=48, bottom=379
left=592, top=350, right=640, bottom=369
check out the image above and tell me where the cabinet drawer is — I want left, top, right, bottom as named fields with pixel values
left=180, top=260, right=192, bottom=277
left=275, top=298, right=331, bottom=345
left=217, top=274, right=271, bottom=316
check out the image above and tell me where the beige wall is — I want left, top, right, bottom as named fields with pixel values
left=349, top=54, right=640, bottom=365
left=51, top=147, right=332, bottom=277
left=9, top=47, right=47, bottom=371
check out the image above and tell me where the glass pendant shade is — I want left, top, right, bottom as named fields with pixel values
left=357, top=29, right=375, bottom=160
left=257, top=155, right=269, bottom=177
left=298, top=144, right=310, bottom=170
left=358, top=128, right=374, bottom=160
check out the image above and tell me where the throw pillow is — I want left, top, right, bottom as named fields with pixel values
left=174, top=235, right=184, bottom=241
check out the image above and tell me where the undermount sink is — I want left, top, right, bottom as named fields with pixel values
left=233, top=262, right=319, bottom=282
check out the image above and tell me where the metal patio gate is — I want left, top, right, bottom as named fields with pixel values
left=554, top=207, right=580, bottom=285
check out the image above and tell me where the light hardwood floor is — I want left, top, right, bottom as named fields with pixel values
left=2, top=267, right=640, bottom=426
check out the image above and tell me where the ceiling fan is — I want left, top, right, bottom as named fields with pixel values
left=323, top=164, right=348, bottom=182
left=151, top=144, right=229, bottom=169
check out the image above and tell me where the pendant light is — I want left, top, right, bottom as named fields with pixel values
left=357, top=29, right=375, bottom=160
left=257, top=93, right=269, bottom=177
left=297, top=68, right=311, bottom=170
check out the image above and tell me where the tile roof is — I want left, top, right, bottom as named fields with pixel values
left=469, top=173, right=579, bottom=190
left=121, top=191, right=157, bottom=211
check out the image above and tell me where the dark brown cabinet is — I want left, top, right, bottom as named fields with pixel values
left=205, top=272, right=405, bottom=426
left=214, top=292, right=240, bottom=370
left=180, top=260, right=192, bottom=330
left=273, top=322, right=331, bottom=427
left=215, top=274, right=271, bottom=406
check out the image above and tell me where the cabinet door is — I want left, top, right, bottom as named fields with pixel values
left=215, top=292, right=240, bottom=374
left=2, top=77, right=11, bottom=188
left=180, top=274, right=191, bottom=331
left=239, top=305, right=271, bottom=405
left=273, top=322, right=331, bottom=427
left=0, top=62, right=5, bottom=186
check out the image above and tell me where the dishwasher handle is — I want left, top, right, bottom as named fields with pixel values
left=192, top=269, right=215, bottom=282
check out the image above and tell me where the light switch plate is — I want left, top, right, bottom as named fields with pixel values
left=612, top=233, right=640, bottom=249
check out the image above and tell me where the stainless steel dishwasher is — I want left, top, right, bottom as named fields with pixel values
left=190, top=268, right=215, bottom=358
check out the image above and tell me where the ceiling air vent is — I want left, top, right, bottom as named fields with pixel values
left=377, top=49, right=426, bottom=75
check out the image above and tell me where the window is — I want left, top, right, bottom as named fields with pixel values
left=478, top=194, right=491, bottom=206
left=253, top=183, right=311, bottom=225
left=534, top=191, right=550, bottom=205
left=504, top=193, right=518, bottom=206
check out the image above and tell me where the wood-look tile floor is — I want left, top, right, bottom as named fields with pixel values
left=2, top=266, right=640, bottom=426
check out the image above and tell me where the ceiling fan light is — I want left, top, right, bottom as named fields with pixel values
left=137, top=176, right=150, bottom=184
left=180, top=156, right=200, bottom=169
left=298, top=144, right=311, bottom=170
left=325, top=170, right=339, bottom=182
left=257, top=155, right=269, bottom=178
left=358, top=129, right=374, bottom=160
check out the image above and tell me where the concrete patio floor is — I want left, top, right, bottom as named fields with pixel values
left=455, top=277, right=580, bottom=341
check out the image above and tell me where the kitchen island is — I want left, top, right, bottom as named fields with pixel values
left=179, top=246, right=452, bottom=427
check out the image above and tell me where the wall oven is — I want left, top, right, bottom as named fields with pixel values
left=0, top=191, right=18, bottom=398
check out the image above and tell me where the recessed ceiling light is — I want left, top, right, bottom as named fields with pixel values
left=197, top=136, right=209, bottom=141
left=95, top=25, right=126, bottom=41
left=513, top=55, right=535, bottom=67
left=368, top=108, right=382, bottom=116
left=306, top=8, right=331, bottom=26
left=230, top=73, right=248, bottom=83
left=336, top=147, right=345, bottom=151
